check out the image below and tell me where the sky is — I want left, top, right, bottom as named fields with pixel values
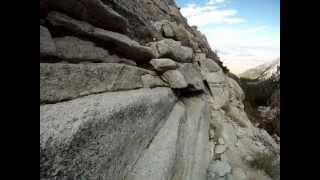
left=176, top=0, right=280, bottom=74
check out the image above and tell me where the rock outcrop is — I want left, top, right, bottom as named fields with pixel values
left=40, top=63, right=157, bottom=103
left=40, top=1, right=279, bottom=180
left=150, top=58, right=178, bottom=72
left=40, top=88, right=177, bottom=180
left=127, top=102, right=185, bottom=180
left=162, top=70, right=188, bottom=89
left=46, top=11, right=155, bottom=62
left=148, top=39, right=193, bottom=63
left=178, top=63, right=205, bottom=91
left=54, top=36, right=111, bottom=63
left=173, top=96, right=210, bottom=180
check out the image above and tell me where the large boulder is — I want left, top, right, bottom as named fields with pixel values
left=40, top=87, right=177, bottom=180
left=205, top=70, right=229, bottom=110
left=48, top=0, right=128, bottom=33
left=162, top=70, right=188, bottom=89
left=47, top=11, right=155, bottom=62
left=149, top=39, right=193, bottom=63
left=162, top=22, right=175, bottom=38
left=127, top=102, right=186, bottom=180
left=173, top=23, right=191, bottom=41
left=40, top=25, right=56, bottom=57
left=173, top=96, right=210, bottom=180
left=153, top=20, right=165, bottom=33
left=152, top=19, right=199, bottom=50
left=178, top=63, right=205, bottom=91
left=153, top=20, right=176, bottom=38
left=195, top=53, right=221, bottom=75
left=202, top=58, right=221, bottom=73
left=173, top=23, right=198, bottom=49
left=40, top=63, right=152, bottom=103
left=150, top=58, right=177, bottom=72
left=141, top=74, right=169, bottom=88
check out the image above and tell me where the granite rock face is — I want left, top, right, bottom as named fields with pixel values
left=206, top=71, right=230, bottom=110
left=127, top=102, right=185, bottom=180
left=173, top=96, right=210, bottom=180
left=150, top=58, right=177, bottom=72
left=141, top=74, right=168, bottom=88
left=47, top=11, right=155, bottom=62
left=53, top=36, right=137, bottom=64
left=149, top=39, right=193, bottom=63
left=162, top=70, right=188, bottom=89
left=40, top=1, right=279, bottom=180
left=162, top=22, right=175, bottom=38
left=48, top=0, right=129, bottom=33
left=40, top=63, right=152, bottom=103
left=40, top=88, right=177, bottom=180
left=178, top=63, right=205, bottom=91
left=54, top=36, right=111, bottom=62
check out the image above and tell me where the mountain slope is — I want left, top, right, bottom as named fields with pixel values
left=240, top=58, right=280, bottom=80
left=239, top=58, right=280, bottom=136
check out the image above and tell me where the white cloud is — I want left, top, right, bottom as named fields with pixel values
left=180, top=3, right=244, bottom=27
left=180, top=1, right=280, bottom=75
left=207, top=0, right=225, bottom=5
left=202, top=26, right=279, bottom=48
left=201, top=26, right=280, bottom=74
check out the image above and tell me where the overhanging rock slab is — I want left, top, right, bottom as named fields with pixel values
left=47, top=11, right=154, bottom=62
left=40, top=63, right=152, bottom=103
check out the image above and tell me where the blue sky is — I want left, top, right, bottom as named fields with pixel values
left=176, top=0, right=280, bottom=74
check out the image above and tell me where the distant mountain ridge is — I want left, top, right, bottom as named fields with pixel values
left=239, top=58, right=280, bottom=136
left=239, top=58, right=280, bottom=80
